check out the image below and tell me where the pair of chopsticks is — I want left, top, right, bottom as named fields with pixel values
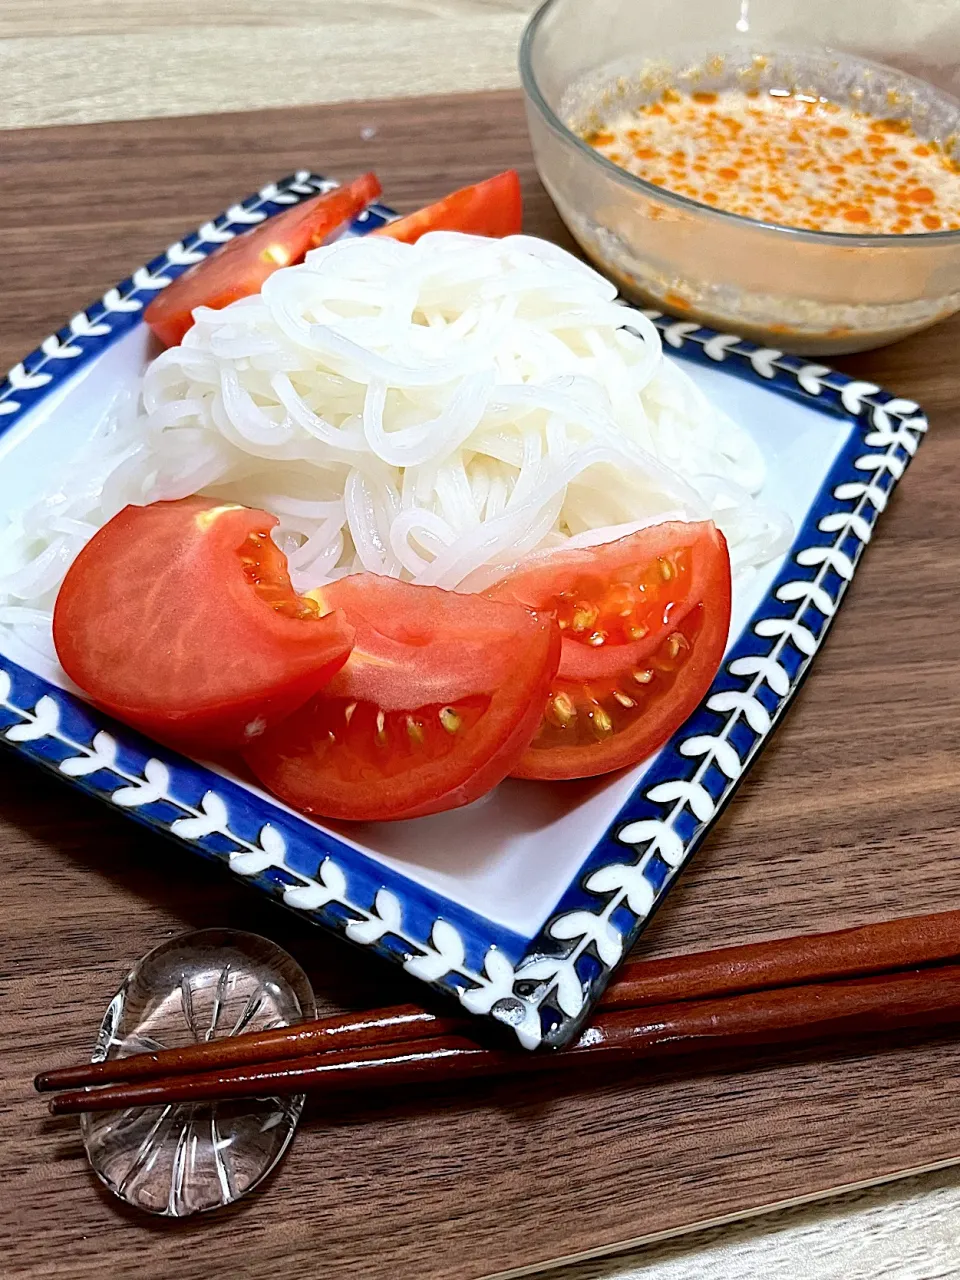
left=37, top=907, right=960, bottom=1115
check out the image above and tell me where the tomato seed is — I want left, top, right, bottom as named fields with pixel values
left=590, top=707, right=614, bottom=737
left=633, top=668, right=654, bottom=684
left=571, top=603, right=598, bottom=632
left=550, top=692, right=577, bottom=725
left=439, top=707, right=461, bottom=733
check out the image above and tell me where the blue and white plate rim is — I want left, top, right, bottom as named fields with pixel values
left=0, top=170, right=928, bottom=1050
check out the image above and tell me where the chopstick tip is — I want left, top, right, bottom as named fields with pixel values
left=48, top=1093, right=81, bottom=1117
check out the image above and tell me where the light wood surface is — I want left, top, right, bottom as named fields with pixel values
left=2, top=88, right=960, bottom=1280
left=0, top=0, right=537, bottom=129
left=548, top=1164, right=960, bottom=1280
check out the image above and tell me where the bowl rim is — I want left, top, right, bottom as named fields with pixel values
left=519, top=0, right=960, bottom=248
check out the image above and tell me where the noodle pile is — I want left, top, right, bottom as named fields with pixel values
left=0, top=231, right=791, bottom=678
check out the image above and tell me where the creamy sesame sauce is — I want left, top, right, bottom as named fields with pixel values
left=583, top=88, right=960, bottom=235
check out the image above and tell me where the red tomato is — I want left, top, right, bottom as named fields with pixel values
left=144, top=174, right=382, bottom=347
left=243, top=574, right=560, bottom=821
left=53, top=498, right=354, bottom=751
left=484, top=522, right=731, bottom=780
left=375, top=170, right=522, bottom=243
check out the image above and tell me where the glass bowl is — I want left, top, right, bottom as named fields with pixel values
left=520, top=0, right=960, bottom=354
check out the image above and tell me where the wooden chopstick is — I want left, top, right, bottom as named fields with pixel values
left=46, top=963, right=960, bottom=1115
left=36, top=906, right=960, bottom=1095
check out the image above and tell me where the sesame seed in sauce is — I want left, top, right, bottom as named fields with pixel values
left=582, top=88, right=960, bottom=234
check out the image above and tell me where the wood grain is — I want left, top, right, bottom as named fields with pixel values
left=2, top=90, right=960, bottom=1280
left=0, top=0, right=537, bottom=129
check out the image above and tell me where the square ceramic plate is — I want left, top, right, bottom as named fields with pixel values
left=0, top=172, right=928, bottom=1049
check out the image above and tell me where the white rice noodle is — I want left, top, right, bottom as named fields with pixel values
left=0, top=231, right=792, bottom=671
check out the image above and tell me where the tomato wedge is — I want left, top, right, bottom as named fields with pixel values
left=375, top=170, right=522, bottom=243
left=144, top=173, right=382, bottom=347
left=484, top=522, right=731, bottom=780
left=53, top=498, right=354, bottom=751
left=243, top=574, right=560, bottom=821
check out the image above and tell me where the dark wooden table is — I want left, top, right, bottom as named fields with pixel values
left=2, top=90, right=960, bottom=1280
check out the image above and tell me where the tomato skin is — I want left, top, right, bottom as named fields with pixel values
left=53, top=498, right=354, bottom=751
left=244, top=574, right=561, bottom=821
left=144, top=174, right=382, bottom=347
left=485, top=522, right=731, bottom=780
left=375, top=170, right=522, bottom=243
